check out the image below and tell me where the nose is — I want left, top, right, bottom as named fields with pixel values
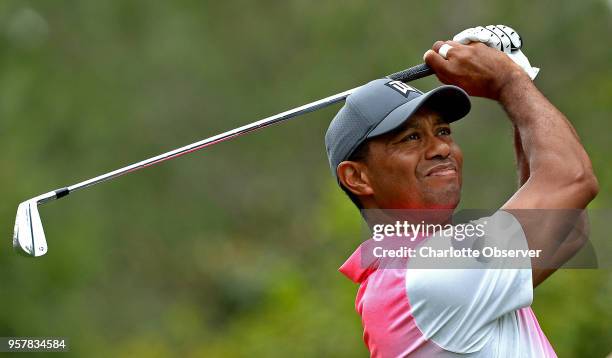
left=424, top=135, right=451, bottom=160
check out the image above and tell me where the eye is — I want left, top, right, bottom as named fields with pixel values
left=437, top=127, right=451, bottom=136
left=402, top=132, right=420, bottom=142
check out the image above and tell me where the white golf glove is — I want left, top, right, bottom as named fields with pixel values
left=452, top=25, right=540, bottom=80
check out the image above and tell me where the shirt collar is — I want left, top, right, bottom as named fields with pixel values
left=339, top=234, right=430, bottom=283
left=338, top=242, right=378, bottom=283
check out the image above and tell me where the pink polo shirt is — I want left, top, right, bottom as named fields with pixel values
left=339, top=211, right=557, bottom=357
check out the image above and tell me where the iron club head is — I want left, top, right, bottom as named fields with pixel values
left=13, top=199, right=48, bottom=257
left=13, top=191, right=60, bottom=257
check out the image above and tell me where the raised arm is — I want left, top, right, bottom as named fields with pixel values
left=424, top=41, right=599, bottom=286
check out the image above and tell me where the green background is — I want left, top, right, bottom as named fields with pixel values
left=1, top=0, right=610, bottom=356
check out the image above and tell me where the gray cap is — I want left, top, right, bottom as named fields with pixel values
left=325, top=78, right=471, bottom=179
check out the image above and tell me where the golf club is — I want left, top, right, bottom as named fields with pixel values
left=13, top=63, right=434, bottom=257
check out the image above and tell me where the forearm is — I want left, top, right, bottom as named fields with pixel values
left=498, top=73, right=598, bottom=206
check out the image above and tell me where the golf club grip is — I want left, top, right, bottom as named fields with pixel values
left=386, top=63, right=433, bottom=82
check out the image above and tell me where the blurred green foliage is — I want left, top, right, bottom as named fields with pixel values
left=1, top=0, right=610, bottom=356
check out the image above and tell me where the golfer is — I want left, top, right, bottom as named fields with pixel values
left=325, top=29, right=599, bottom=357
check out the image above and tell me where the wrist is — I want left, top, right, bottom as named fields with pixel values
left=496, top=69, right=532, bottom=103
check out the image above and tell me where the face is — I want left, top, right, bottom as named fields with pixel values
left=338, top=108, right=463, bottom=209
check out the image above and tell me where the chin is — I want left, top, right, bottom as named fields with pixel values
left=425, top=188, right=461, bottom=210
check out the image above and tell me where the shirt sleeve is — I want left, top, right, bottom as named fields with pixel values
left=405, top=210, right=533, bottom=354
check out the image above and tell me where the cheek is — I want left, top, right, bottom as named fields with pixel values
left=452, top=144, right=463, bottom=167
left=381, top=154, right=422, bottom=203
left=369, top=151, right=420, bottom=190
left=451, top=143, right=463, bottom=181
left=388, top=151, right=420, bottom=180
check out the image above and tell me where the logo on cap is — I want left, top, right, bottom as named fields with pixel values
left=385, top=80, right=417, bottom=98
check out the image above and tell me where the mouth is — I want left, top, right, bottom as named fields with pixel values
left=425, top=164, right=457, bottom=177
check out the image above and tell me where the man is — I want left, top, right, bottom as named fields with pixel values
left=324, top=28, right=599, bottom=357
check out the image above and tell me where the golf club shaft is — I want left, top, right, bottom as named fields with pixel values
left=41, top=63, right=433, bottom=203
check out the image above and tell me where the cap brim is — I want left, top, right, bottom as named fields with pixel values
left=367, top=85, right=471, bottom=138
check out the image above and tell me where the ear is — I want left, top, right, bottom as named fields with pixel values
left=337, top=161, right=374, bottom=197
